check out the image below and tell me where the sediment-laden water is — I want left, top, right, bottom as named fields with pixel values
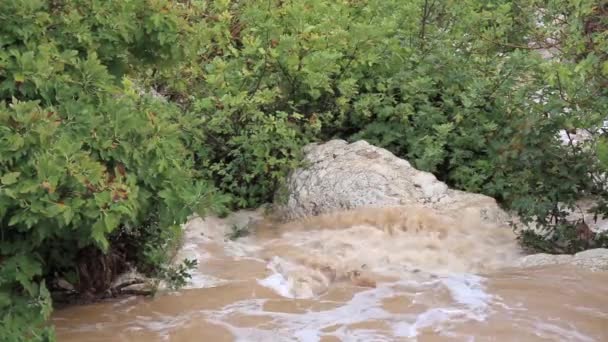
left=53, top=206, right=608, bottom=341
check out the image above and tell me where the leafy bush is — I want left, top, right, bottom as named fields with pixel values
left=146, top=0, right=607, bottom=248
left=0, top=1, right=225, bottom=340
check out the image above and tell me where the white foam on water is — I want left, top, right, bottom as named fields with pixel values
left=293, top=329, right=321, bottom=342
left=257, top=256, right=331, bottom=299
left=393, top=274, right=496, bottom=339
left=220, top=274, right=497, bottom=341
left=101, top=269, right=599, bottom=342
left=440, top=274, right=492, bottom=316
left=258, top=272, right=294, bottom=298
left=205, top=285, right=396, bottom=341
left=533, top=321, right=596, bottom=342
left=566, top=305, right=608, bottom=319
left=329, top=326, right=393, bottom=341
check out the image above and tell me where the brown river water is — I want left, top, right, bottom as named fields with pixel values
left=53, top=206, right=608, bottom=341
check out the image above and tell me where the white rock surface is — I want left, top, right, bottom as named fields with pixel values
left=572, top=248, right=608, bottom=271
left=517, top=248, right=608, bottom=272
left=279, top=139, right=510, bottom=225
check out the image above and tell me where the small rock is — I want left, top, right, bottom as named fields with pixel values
left=516, top=253, right=573, bottom=268
left=109, top=268, right=158, bottom=296
left=56, top=278, right=75, bottom=292
left=111, top=269, right=146, bottom=289
left=572, top=248, right=608, bottom=271
left=517, top=248, right=608, bottom=271
left=120, top=281, right=155, bottom=296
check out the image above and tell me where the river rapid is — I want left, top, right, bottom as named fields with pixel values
left=53, top=206, right=608, bottom=341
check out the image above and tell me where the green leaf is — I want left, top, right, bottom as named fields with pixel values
left=91, top=220, right=109, bottom=251
left=14, top=256, right=42, bottom=296
left=597, top=138, right=608, bottom=169
left=104, top=213, right=120, bottom=233
left=1, top=172, right=21, bottom=185
left=0, top=291, right=11, bottom=308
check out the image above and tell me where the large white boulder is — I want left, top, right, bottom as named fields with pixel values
left=278, top=139, right=511, bottom=225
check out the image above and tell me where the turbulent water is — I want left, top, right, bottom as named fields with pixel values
left=53, top=206, right=608, bottom=341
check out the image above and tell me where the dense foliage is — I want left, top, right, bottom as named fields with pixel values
left=1, top=0, right=607, bottom=340
left=146, top=0, right=607, bottom=245
left=0, top=1, right=227, bottom=340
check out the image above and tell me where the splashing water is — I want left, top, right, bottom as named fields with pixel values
left=53, top=206, right=608, bottom=341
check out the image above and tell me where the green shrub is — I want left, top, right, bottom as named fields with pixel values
left=146, top=0, right=608, bottom=243
left=0, top=1, right=225, bottom=340
left=144, top=0, right=608, bottom=248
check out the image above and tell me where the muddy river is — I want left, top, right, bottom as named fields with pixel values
left=53, top=206, right=608, bottom=341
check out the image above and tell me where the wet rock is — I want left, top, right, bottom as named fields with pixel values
left=517, top=248, right=608, bottom=272
left=55, top=278, right=76, bottom=292
left=111, top=269, right=146, bottom=287
left=119, top=281, right=156, bottom=296
left=516, top=253, right=573, bottom=268
left=110, top=269, right=155, bottom=296
left=572, top=248, right=608, bottom=271
left=278, top=139, right=510, bottom=224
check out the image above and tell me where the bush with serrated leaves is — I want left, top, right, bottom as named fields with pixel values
left=146, top=0, right=607, bottom=247
left=0, top=1, right=226, bottom=340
